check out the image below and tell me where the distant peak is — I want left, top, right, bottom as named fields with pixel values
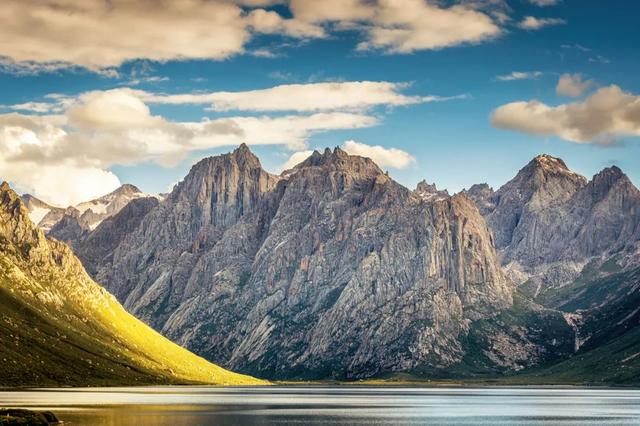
left=118, top=183, right=142, bottom=193
left=415, top=180, right=437, bottom=193
left=0, top=181, right=11, bottom=192
left=415, top=180, right=449, bottom=201
left=290, top=146, right=384, bottom=180
left=467, top=183, right=493, bottom=192
left=234, top=143, right=251, bottom=155
left=595, top=165, right=624, bottom=180
left=530, top=154, right=570, bottom=171
left=589, top=165, right=633, bottom=198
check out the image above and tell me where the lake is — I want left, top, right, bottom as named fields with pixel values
left=1, top=386, right=639, bottom=425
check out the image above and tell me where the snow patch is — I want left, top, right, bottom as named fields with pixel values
left=28, top=206, right=51, bottom=226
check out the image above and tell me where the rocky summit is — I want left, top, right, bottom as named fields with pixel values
left=82, top=144, right=570, bottom=380
left=466, top=154, right=640, bottom=288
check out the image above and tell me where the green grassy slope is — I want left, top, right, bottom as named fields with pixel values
left=0, top=182, right=265, bottom=387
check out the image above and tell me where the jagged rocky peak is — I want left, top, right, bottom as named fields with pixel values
left=515, top=154, right=587, bottom=189
left=1, top=182, right=27, bottom=222
left=588, top=165, right=638, bottom=202
left=0, top=182, right=47, bottom=251
left=111, top=183, right=143, bottom=196
left=464, top=183, right=496, bottom=216
left=414, top=180, right=450, bottom=201
left=531, top=153, right=571, bottom=172
left=171, top=143, right=278, bottom=217
left=296, top=146, right=384, bottom=177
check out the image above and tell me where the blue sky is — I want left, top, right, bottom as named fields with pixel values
left=0, top=0, right=638, bottom=205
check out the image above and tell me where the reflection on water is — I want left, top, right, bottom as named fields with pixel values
left=1, top=386, right=639, bottom=425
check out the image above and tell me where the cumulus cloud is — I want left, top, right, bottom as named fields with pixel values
left=0, top=87, right=385, bottom=203
left=556, top=73, right=595, bottom=97
left=142, top=82, right=465, bottom=112
left=0, top=0, right=322, bottom=72
left=341, top=140, right=416, bottom=169
left=491, top=85, right=640, bottom=144
left=0, top=0, right=509, bottom=72
left=518, top=16, right=566, bottom=30
left=495, top=71, right=543, bottom=82
left=0, top=0, right=254, bottom=71
left=280, top=150, right=314, bottom=171
left=352, top=0, right=502, bottom=53
left=247, top=9, right=326, bottom=38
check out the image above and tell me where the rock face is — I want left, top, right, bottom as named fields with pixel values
left=0, top=181, right=262, bottom=387
left=77, top=197, right=159, bottom=276
left=466, top=155, right=640, bottom=287
left=92, top=144, right=515, bottom=379
left=414, top=180, right=450, bottom=202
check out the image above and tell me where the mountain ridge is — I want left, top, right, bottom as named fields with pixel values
left=79, top=145, right=579, bottom=380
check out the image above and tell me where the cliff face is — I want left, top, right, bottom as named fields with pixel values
left=24, top=184, right=149, bottom=248
left=0, top=181, right=262, bottom=387
left=90, top=145, right=516, bottom=379
left=467, top=155, right=640, bottom=287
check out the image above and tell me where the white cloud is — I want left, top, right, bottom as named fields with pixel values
left=0, top=88, right=383, bottom=203
left=528, top=0, right=561, bottom=6
left=0, top=0, right=253, bottom=71
left=556, top=73, right=595, bottom=97
left=142, top=81, right=465, bottom=112
left=280, top=150, right=314, bottom=171
left=0, top=1, right=511, bottom=72
left=4, top=102, right=58, bottom=114
left=289, top=0, right=502, bottom=53
left=289, top=0, right=375, bottom=23
left=518, top=16, right=566, bottom=30
left=355, top=0, right=501, bottom=53
left=247, top=9, right=325, bottom=38
left=495, top=71, right=543, bottom=82
left=491, top=85, right=640, bottom=144
left=341, top=140, right=415, bottom=169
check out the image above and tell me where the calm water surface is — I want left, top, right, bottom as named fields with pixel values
left=1, top=386, right=639, bottom=425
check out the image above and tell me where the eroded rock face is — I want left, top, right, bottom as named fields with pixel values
left=77, top=197, right=159, bottom=276
left=92, top=145, right=513, bottom=379
left=466, top=155, right=640, bottom=287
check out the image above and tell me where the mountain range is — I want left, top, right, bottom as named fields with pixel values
left=10, top=144, right=640, bottom=385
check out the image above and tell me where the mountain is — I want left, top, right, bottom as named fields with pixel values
left=75, top=184, right=148, bottom=230
left=464, top=155, right=640, bottom=384
left=466, top=155, right=640, bottom=289
left=0, top=181, right=263, bottom=386
left=22, top=184, right=149, bottom=248
left=79, top=144, right=581, bottom=380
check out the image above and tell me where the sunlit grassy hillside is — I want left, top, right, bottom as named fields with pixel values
left=0, top=182, right=265, bottom=387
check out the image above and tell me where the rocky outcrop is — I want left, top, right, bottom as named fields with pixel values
left=467, top=155, right=640, bottom=287
left=90, top=144, right=515, bottom=379
left=77, top=196, right=159, bottom=276
left=414, top=180, right=450, bottom=202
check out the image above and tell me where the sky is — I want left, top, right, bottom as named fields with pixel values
left=0, top=0, right=639, bottom=206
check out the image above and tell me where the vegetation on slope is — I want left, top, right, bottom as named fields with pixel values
left=0, top=182, right=264, bottom=387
